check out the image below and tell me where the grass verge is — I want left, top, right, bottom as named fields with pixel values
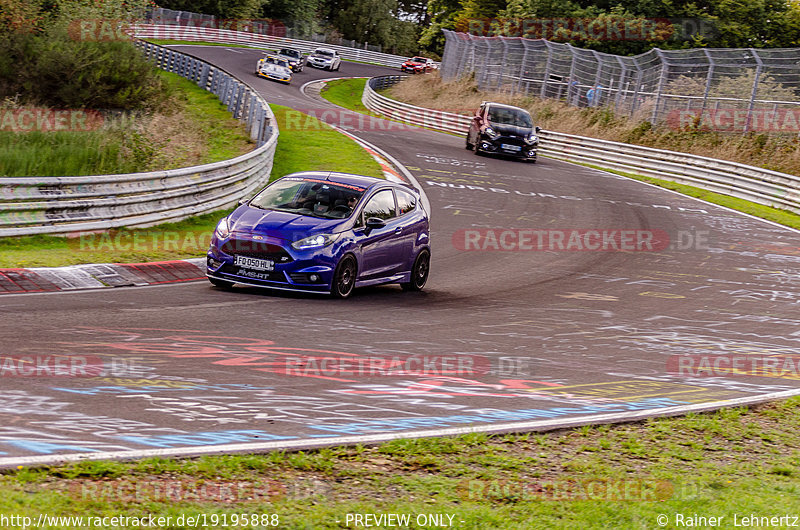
left=0, top=71, right=253, bottom=177
left=3, top=398, right=800, bottom=527
left=0, top=105, right=383, bottom=268
left=320, top=78, right=373, bottom=114
left=143, top=39, right=261, bottom=49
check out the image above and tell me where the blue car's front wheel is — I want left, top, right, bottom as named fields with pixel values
left=331, top=255, right=357, bottom=298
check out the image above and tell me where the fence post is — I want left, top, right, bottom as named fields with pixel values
left=540, top=42, right=552, bottom=99
left=650, top=49, right=668, bottom=124
left=744, top=49, right=763, bottom=134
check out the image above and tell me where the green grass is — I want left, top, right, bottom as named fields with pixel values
left=320, top=78, right=372, bottom=114
left=0, top=71, right=252, bottom=178
left=269, top=103, right=383, bottom=179
left=319, top=77, right=466, bottom=135
left=143, top=39, right=263, bottom=49
left=0, top=120, right=139, bottom=178
left=0, top=104, right=383, bottom=268
left=3, top=398, right=800, bottom=528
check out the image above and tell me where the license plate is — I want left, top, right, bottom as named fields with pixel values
left=501, top=144, right=521, bottom=152
left=234, top=255, right=274, bottom=271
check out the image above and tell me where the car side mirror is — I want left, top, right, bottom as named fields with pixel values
left=238, top=198, right=248, bottom=206
left=365, top=217, right=386, bottom=233
left=535, top=126, right=541, bottom=133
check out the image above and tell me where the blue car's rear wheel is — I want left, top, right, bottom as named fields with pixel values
left=402, top=249, right=430, bottom=292
left=331, top=255, right=357, bottom=298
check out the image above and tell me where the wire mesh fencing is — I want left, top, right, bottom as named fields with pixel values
left=441, top=29, right=800, bottom=134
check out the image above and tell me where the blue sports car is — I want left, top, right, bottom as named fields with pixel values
left=207, top=172, right=430, bottom=298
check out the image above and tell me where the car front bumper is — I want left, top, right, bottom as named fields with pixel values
left=257, top=70, right=292, bottom=83
left=207, top=234, right=339, bottom=293
left=477, top=135, right=538, bottom=159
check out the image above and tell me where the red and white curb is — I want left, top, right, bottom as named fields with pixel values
left=0, top=258, right=206, bottom=294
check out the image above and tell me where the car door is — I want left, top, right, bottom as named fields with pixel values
left=393, top=188, right=422, bottom=272
left=354, top=188, right=404, bottom=280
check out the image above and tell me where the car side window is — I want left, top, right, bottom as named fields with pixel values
left=361, top=189, right=397, bottom=222
left=395, top=189, right=416, bottom=216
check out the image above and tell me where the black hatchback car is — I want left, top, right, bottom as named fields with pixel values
left=466, top=102, right=540, bottom=162
left=277, top=47, right=305, bottom=72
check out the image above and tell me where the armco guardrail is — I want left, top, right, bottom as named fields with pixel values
left=362, top=76, right=800, bottom=215
left=0, top=41, right=278, bottom=237
left=133, top=24, right=413, bottom=69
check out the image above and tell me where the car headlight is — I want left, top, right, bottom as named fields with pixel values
left=215, top=218, right=231, bottom=239
left=525, top=134, right=539, bottom=145
left=291, top=233, right=339, bottom=250
left=484, top=126, right=500, bottom=140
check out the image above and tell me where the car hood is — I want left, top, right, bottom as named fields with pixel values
left=488, top=122, right=533, bottom=137
left=230, top=207, right=345, bottom=240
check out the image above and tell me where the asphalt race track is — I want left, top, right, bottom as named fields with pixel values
left=3, top=47, right=800, bottom=467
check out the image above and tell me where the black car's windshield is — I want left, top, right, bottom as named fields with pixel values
left=280, top=49, right=301, bottom=58
left=487, top=107, right=533, bottom=128
left=249, top=178, right=366, bottom=219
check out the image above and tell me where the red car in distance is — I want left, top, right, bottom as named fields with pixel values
left=401, top=56, right=436, bottom=74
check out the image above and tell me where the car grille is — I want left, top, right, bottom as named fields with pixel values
left=496, top=135, right=526, bottom=146
left=220, top=238, right=293, bottom=263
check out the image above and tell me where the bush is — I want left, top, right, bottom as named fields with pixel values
left=2, top=27, right=167, bottom=110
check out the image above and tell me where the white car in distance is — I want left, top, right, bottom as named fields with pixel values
left=307, top=47, right=342, bottom=71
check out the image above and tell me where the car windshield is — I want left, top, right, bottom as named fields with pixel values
left=412, top=57, right=426, bottom=62
left=280, top=49, right=300, bottom=58
left=315, top=50, right=334, bottom=57
left=249, top=178, right=366, bottom=219
left=487, top=107, right=533, bottom=128
left=265, top=56, right=288, bottom=67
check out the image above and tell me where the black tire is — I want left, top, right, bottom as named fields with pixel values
left=331, top=255, right=357, bottom=298
left=401, top=249, right=430, bottom=292
left=209, top=277, right=234, bottom=289
left=465, top=133, right=474, bottom=150
left=335, top=62, right=340, bottom=71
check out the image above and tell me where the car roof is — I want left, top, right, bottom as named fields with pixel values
left=279, top=171, right=420, bottom=195
left=279, top=171, right=384, bottom=189
left=485, top=102, right=531, bottom=114
left=314, top=47, right=336, bottom=53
